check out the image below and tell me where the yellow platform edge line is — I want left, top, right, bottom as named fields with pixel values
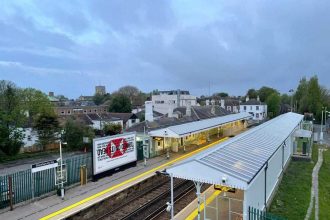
left=185, top=190, right=222, bottom=220
left=40, top=137, right=228, bottom=220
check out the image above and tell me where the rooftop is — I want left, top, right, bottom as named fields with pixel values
left=166, top=112, right=303, bottom=189
left=241, top=99, right=265, bottom=105
left=149, top=112, right=252, bottom=138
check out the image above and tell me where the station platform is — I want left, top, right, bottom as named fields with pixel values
left=0, top=137, right=229, bottom=220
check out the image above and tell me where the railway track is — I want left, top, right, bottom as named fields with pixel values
left=96, top=178, right=195, bottom=220
left=150, top=183, right=210, bottom=220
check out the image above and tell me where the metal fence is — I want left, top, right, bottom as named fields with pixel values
left=0, top=154, right=92, bottom=209
left=249, top=207, right=287, bottom=220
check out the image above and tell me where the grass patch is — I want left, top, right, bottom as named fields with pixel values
left=319, top=148, right=330, bottom=219
left=0, top=150, right=57, bottom=163
left=0, top=147, right=77, bottom=163
left=269, top=145, right=318, bottom=220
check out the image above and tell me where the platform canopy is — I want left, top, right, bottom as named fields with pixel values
left=148, top=112, right=252, bottom=138
left=166, top=112, right=304, bottom=190
left=294, top=129, right=312, bottom=138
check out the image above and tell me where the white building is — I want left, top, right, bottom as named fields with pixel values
left=20, top=127, right=38, bottom=148
left=152, top=90, right=198, bottom=114
left=240, top=96, right=267, bottom=121
left=166, top=112, right=305, bottom=220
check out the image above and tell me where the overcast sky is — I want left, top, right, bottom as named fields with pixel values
left=0, top=0, right=329, bottom=98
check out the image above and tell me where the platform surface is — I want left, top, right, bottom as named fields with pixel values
left=0, top=137, right=228, bottom=220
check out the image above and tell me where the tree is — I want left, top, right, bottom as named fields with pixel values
left=55, top=94, right=69, bottom=102
left=93, top=93, right=111, bottom=106
left=116, top=85, right=147, bottom=106
left=294, top=75, right=325, bottom=121
left=266, top=93, right=281, bottom=118
left=214, top=92, right=229, bottom=98
left=93, top=93, right=105, bottom=106
left=258, top=87, right=279, bottom=102
left=0, top=81, right=25, bottom=155
left=103, top=123, right=122, bottom=136
left=0, top=111, right=24, bottom=156
left=307, top=76, right=322, bottom=120
left=280, top=94, right=291, bottom=105
left=21, top=88, right=53, bottom=118
left=63, top=119, right=94, bottom=150
left=117, top=85, right=140, bottom=97
left=34, top=110, right=60, bottom=150
left=109, top=94, right=132, bottom=113
left=246, top=89, right=258, bottom=99
left=294, top=77, right=309, bottom=113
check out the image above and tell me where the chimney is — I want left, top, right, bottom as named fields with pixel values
left=49, top=92, right=54, bottom=97
left=220, top=99, right=225, bottom=108
left=206, top=99, right=210, bottom=106
left=257, top=95, right=260, bottom=101
left=211, top=99, right=215, bottom=115
left=246, top=96, right=249, bottom=102
left=145, top=101, right=153, bottom=122
left=186, top=100, right=192, bottom=117
left=168, top=100, right=174, bottom=118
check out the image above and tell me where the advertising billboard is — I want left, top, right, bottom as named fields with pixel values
left=93, top=132, right=136, bottom=175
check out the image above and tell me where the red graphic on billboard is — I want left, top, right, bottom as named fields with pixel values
left=105, top=138, right=128, bottom=158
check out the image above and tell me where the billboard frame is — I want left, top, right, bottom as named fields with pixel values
left=92, top=132, right=137, bottom=180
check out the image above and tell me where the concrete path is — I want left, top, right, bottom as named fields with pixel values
left=305, top=149, right=324, bottom=220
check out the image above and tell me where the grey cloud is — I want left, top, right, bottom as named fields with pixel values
left=0, top=0, right=330, bottom=98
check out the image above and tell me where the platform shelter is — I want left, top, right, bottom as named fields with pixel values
left=165, top=112, right=304, bottom=220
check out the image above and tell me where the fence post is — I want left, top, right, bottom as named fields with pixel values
left=31, top=172, right=34, bottom=200
left=8, top=176, right=13, bottom=211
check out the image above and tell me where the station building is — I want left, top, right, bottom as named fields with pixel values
left=148, top=112, right=251, bottom=157
left=127, top=100, right=252, bottom=158
left=166, top=112, right=309, bottom=220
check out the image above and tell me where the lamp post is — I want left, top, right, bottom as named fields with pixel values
left=59, top=137, right=67, bottom=200
left=289, top=89, right=294, bottom=112
left=321, top=107, right=325, bottom=141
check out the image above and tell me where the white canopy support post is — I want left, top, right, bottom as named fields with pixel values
left=170, top=173, right=174, bottom=220
left=194, top=181, right=203, bottom=220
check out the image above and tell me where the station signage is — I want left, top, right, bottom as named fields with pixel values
left=31, top=160, right=58, bottom=173
left=93, top=133, right=136, bottom=175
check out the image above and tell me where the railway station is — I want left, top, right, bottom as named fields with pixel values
left=0, top=112, right=312, bottom=220
left=147, top=112, right=251, bottom=156
left=166, top=112, right=307, bottom=220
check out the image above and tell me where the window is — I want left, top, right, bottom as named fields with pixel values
left=256, top=113, right=259, bottom=118
left=250, top=106, right=252, bottom=110
left=89, top=110, right=92, bottom=112
left=61, top=111, right=64, bottom=114
left=244, top=106, right=246, bottom=110
left=256, top=106, right=259, bottom=110
left=67, top=110, right=71, bottom=114
left=227, top=106, right=231, bottom=111
left=27, top=135, right=32, bottom=141
left=131, top=119, right=136, bottom=123
left=84, top=110, right=87, bottom=113
left=158, top=141, right=161, bottom=147
left=94, top=109, right=97, bottom=112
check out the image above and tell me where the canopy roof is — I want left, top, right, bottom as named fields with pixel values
left=166, top=112, right=304, bottom=190
left=148, top=112, right=252, bottom=138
